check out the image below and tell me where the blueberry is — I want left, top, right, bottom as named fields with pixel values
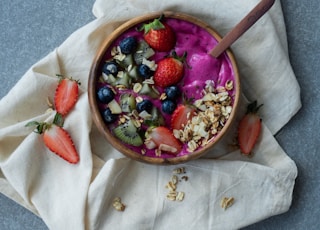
left=161, top=100, right=177, bottom=114
left=138, top=64, right=154, bottom=79
left=165, top=85, right=181, bottom=100
left=119, top=36, right=137, bottom=54
left=102, top=61, right=118, bottom=76
left=102, top=108, right=118, bottom=123
left=136, top=100, right=153, bottom=113
left=97, top=86, right=115, bottom=104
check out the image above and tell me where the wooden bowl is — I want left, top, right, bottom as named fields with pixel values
left=88, top=11, right=240, bottom=165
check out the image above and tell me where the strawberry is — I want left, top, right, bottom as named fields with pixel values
left=238, top=101, right=263, bottom=155
left=145, top=126, right=182, bottom=155
left=171, top=104, right=196, bottom=130
left=154, top=52, right=186, bottom=88
left=26, top=113, right=79, bottom=164
left=140, top=17, right=176, bottom=52
left=54, top=74, right=80, bottom=116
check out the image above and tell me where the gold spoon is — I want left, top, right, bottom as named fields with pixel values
left=209, top=0, right=275, bottom=58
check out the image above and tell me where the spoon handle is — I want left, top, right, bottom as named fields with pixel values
left=209, top=0, right=275, bottom=58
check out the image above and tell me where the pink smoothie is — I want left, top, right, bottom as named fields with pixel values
left=97, top=18, right=236, bottom=158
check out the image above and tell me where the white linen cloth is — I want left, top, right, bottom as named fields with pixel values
left=0, top=0, right=301, bottom=229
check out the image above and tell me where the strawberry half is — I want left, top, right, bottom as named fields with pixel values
left=154, top=52, right=186, bottom=88
left=171, top=104, right=196, bottom=130
left=145, top=126, right=182, bottom=155
left=238, top=101, right=263, bottom=155
left=140, top=17, right=176, bottom=52
left=26, top=113, right=79, bottom=164
left=54, top=74, right=80, bottom=116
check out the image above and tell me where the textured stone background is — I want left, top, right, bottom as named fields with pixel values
left=1, top=1, right=319, bottom=229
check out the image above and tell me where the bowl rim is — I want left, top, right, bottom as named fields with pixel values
left=88, top=11, right=241, bottom=165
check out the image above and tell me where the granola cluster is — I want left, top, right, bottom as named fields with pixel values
left=173, top=80, right=234, bottom=152
left=165, top=167, right=188, bottom=202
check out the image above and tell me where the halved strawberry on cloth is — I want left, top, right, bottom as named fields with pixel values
left=145, top=126, right=182, bottom=155
left=238, top=101, right=263, bottom=155
left=26, top=113, right=79, bottom=164
left=54, top=74, right=81, bottom=116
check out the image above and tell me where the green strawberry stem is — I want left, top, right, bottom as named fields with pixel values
left=138, top=16, right=165, bottom=34
left=170, top=51, right=187, bottom=63
left=246, top=101, right=263, bottom=114
left=26, top=113, right=64, bottom=134
left=53, top=113, right=64, bottom=127
left=56, top=74, right=81, bottom=85
left=26, top=120, right=51, bottom=134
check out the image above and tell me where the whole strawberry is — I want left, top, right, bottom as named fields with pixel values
left=154, top=52, right=186, bottom=88
left=54, top=74, right=81, bottom=116
left=140, top=17, right=176, bottom=52
left=26, top=113, right=79, bottom=164
left=238, top=101, right=263, bottom=155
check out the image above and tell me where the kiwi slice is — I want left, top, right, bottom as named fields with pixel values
left=134, top=41, right=155, bottom=65
left=120, top=93, right=136, bottom=113
left=101, top=73, right=117, bottom=85
left=108, top=99, right=122, bottom=114
left=139, top=83, right=159, bottom=98
left=115, top=72, right=131, bottom=88
left=113, top=119, right=143, bottom=147
left=144, top=107, right=165, bottom=126
left=127, top=65, right=141, bottom=82
left=118, top=54, right=134, bottom=68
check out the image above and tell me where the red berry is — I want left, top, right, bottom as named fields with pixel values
left=26, top=114, right=79, bottom=164
left=171, top=105, right=196, bottom=130
left=141, top=18, right=176, bottom=52
left=238, top=101, right=263, bottom=155
left=146, top=126, right=182, bottom=155
left=54, top=75, right=80, bottom=116
left=43, top=124, right=79, bottom=164
left=154, top=52, right=186, bottom=88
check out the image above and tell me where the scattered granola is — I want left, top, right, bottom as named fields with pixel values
left=46, top=97, right=53, bottom=108
left=220, top=197, right=235, bottom=210
left=112, top=197, right=126, bottom=212
left=176, top=191, right=185, bottom=201
left=165, top=167, right=188, bottom=202
left=173, top=167, right=186, bottom=174
left=181, top=175, right=188, bottom=181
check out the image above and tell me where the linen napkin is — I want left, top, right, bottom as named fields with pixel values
left=0, top=0, right=301, bottom=229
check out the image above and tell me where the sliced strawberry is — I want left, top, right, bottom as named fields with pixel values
left=146, top=126, right=182, bottom=155
left=154, top=52, right=186, bottom=88
left=54, top=75, right=80, bottom=116
left=140, top=17, right=176, bottom=52
left=171, top=104, right=196, bottom=130
left=43, top=124, right=79, bottom=163
left=238, top=101, right=263, bottom=155
left=26, top=114, right=79, bottom=164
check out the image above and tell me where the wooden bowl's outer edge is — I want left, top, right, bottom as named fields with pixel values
left=88, top=11, right=241, bottom=165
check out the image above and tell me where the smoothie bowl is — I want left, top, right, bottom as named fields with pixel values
left=88, top=11, right=240, bottom=165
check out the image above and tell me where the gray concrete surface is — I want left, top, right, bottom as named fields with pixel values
left=1, top=0, right=319, bottom=229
